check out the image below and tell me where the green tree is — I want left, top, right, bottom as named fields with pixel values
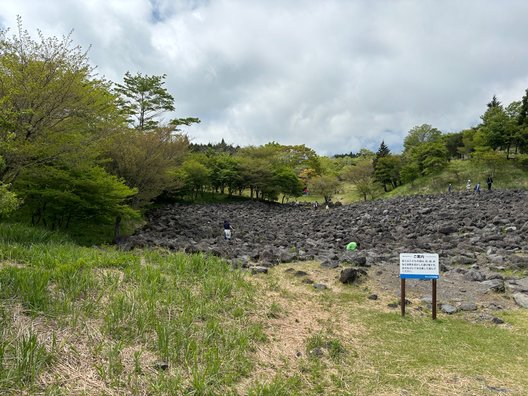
left=176, top=157, right=211, bottom=200
left=0, top=20, right=119, bottom=185
left=105, top=127, right=189, bottom=206
left=516, top=89, right=528, bottom=153
left=400, top=162, right=420, bottom=184
left=374, top=155, right=401, bottom=190
left=308, top=175, right=340, bottom=203
left=477, top=98, right=518, bottom=158
left=402, top=124, right=448, bottom=178
left=272, top=167, right=303, bottom=203
left=373, top=141, right=391, bottom=191
left=443, top=132, right=464, bottom=160
left=14, top=164, right=137, bottom=229
left=403, top=124, right=442, bottom=153
left=341, top=160, right=377, bottom=201
left=114, top=72, right=175, bottom=130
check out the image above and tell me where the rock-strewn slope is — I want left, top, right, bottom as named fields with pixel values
left=126, top=190, right=527, bottom=268
left=124, top=190, right=528, bottom=309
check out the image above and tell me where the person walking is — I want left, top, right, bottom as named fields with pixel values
left=448, top=183, right=452, bottom=193
left=223, top=220, right=233, bottom=240
left=487, top=175, right=493, bottom=191
left=466, top=180, right=471, bottom=192
left=474, top=182, right=481, bottom=195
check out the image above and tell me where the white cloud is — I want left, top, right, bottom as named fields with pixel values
left=2, top=0, right=528, bottom=155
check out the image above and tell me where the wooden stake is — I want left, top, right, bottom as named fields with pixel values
left=432, top=279, right=437, bottom=320
left=401, top=278, right=406, bottom=317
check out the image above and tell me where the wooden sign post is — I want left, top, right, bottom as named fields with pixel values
left=399, top=253, right=439, bottom=320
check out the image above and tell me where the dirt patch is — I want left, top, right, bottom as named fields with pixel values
left=237, top=262, right=367, bottom=392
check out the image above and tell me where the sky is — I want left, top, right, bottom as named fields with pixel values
left=1, top=0, right=528, bottom=156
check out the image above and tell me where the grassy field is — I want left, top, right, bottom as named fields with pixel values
left=385, top=158, right=528, bottom=198
left=1, top=224, right=527, bottom=395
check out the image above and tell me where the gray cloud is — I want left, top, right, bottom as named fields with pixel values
left=2, top=0, right=528, bottom=155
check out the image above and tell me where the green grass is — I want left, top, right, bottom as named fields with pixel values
left=386, top=158, right=528, bottom=197
left=0, top=222, right=263, bottom=395
left=2, top=222, right=528, bottom=395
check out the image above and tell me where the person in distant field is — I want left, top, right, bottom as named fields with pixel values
left=448, top=183, right=452, bottom=193
left=466, top=179, right=471, bottom=192
left=474, top=182, right=481, bottom=194
left=223, top=220, right=233, bottom=240
left=487, top=175, right=494, bottom=191
left=312, top=202, right=318, bottom=210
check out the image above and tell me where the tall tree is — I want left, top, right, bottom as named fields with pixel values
left=308, top=175, right=340, bottom=203
left=104, top=127, right=189, bottom=206
left=477, top=99, right=517, bottom=158
left=0, top=19, right=119, bottom=184
left=517, top=89, right=528, bottom=153
left=373, top=141, right=391, bottom=191
left=403, top=124, right=442, bottom=153
left=114, top=72, right=175, bottom=130
left=341, top=160, right=377, bottom=201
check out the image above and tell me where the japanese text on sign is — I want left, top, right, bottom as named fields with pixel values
left=399, top=253, right=439, bottom=279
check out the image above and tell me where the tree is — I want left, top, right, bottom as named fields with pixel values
left=176, top=157, right=211, bottom=200
left=374, top=155, right=401, bottom=190
left=458, top=128, right=477, bottom=158
left=114, top=72, right=175, bottom=130
left=0, top=19, right=120, bottom=185
left=403, top=124, right=442, bottom=153
left=516, top=89, right=528, bottom=153
left=402, top=124, right=448, bottom=179
left=477, top=98, right=518, bottom=158
left=418, top=142, right=449, bottom=175
left=400, top=162, right=420, bottom=184
left=14, top=163, right=137, bottom=229
left=487, top=95, right=501, bottom=109
left=341, top=160, right=377, bottom=201
left=373, top=141, right=391, bottom=191
left=308, top=175, right=340, bottom=203
left=104, top=127, right=189, bottom=206
left=272, top=167, right=303, bottom=203
left=443, top=132, right=464, bottom=160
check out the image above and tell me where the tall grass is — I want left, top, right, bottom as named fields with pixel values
left=0, top=222, right=263, bottom=394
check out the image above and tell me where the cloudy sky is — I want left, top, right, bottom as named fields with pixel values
left=2, top=1, right=528, bottom=155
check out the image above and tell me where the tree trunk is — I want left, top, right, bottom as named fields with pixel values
left=114, top=215, right=122, bottom=244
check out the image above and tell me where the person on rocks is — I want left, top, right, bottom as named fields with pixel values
left=448, top=183, right=452, bottom=193
left=466, top=179, right=471, bottom=192
left=487, top=175, right=493, bottom=191
left=223, top=220, right=233, bottom=240
left=474, top=182, right=481, bottom=195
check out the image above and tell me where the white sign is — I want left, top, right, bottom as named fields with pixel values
left=399, top=253, right=439, bottom=279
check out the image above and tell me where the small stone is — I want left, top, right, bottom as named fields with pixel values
left=154, top=361, right=169, bottom=371
left=459, top=302, right=477, bottom=311
left=250, top=266, right=269, bottom=274
left=491, top=317, right=504, bottom=324
left=320, top=260, right=339, bottom=269
left=387, top=303, right=398, bottom=308
left=313, top=283, right=328, bottom=290
left=513, top=293, right=528, bottom=309
left=294, top=270, right=309, bottom=277
left=441, top=304, right=457, bottom=314
left=368, top=294, right=378, bottom=300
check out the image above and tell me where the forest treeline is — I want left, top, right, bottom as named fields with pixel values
left=1, top=22, right=528, bottom=239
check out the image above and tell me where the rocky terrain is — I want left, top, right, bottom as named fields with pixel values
left=123, top=190, right=528, bottom=312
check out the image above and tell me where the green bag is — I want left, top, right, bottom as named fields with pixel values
left=346, top=242, right=357, bottom=251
